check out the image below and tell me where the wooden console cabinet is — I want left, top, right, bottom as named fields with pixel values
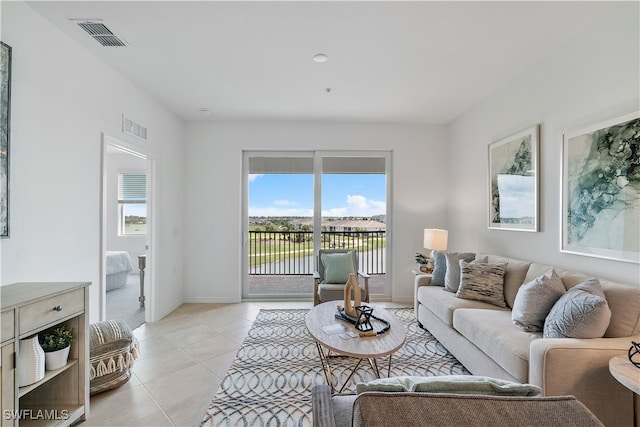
left=1, top=282, right=90, bottom=426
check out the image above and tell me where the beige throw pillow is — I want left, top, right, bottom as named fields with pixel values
left=512, top=269, right=565, bottom=332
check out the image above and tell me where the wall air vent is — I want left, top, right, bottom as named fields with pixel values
left=122, top=114, right=148, bottom=140
left=77, top=22, right=127, bottom=47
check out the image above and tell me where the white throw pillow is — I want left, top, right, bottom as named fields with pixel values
left=543, top=278, right=611, bottom=339
left=512, top=270, right=565, bottom=332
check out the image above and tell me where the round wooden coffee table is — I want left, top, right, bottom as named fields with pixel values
left=305, top=301, right=406, bottom=393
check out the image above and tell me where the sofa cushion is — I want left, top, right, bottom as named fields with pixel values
left=417, top=285, right=508, bottom=327
left=319, top=283, right=367, bottom=304
left=356, top=375, right=541, bottom=396
left=599, top=279, right=640, bottom=337
left=512, top=269, right=565, bottom=332
left=320, top=251, right=355, bottom=283
left=477, top=254, right=531, bottom=308
left=456, top=261, right=507, bottom=307
left=453, top=309, right=540, bottom=382
left=543, top=278, right=611, bottom=339
left=443, top=252, right=476, bottom=292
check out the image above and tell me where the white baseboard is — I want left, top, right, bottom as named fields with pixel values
left=181, top=296, right=241, bottom=304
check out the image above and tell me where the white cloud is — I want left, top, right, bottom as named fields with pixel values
left=249, top=206, right=313, bottom=217
left=250, top=194, right=385, bottom=218
left=248, top=174, right=264, bottom=182
left=322, top=194, right=385, bottom=217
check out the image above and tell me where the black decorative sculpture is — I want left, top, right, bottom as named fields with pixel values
left=629, top=341, right=640, bottom=368
left=355, top=305, right=374, bottom=332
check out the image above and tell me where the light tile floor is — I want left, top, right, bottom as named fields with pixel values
left=83, top=301, right=408, bottom=426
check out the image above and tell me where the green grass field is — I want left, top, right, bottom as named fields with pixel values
left=248, top=232, right=385, bottom=267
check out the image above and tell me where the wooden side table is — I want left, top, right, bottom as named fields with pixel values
left=609, top=355, right=640, bottom=394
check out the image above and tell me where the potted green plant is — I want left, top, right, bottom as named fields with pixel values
left=39, top=325, right=73, bottom=371
left=415, top=252, right=432, bottom=273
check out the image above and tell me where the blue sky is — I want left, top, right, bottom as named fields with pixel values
left=249, top=174, right=386, bottom=217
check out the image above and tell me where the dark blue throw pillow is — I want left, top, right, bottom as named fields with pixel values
left=431, top=251, right=447, bottom=286
left=432, top=251, right=476, bottom=287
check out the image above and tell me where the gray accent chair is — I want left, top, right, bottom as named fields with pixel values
left=311, top=384, right=604, bottom=427
left=313, top=249, right=370, bottom=306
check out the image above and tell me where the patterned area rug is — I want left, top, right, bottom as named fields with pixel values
left=200, top=308, right=469, bottom=426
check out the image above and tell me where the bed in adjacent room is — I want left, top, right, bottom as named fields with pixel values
left=106, top=251, right=135, bottom=291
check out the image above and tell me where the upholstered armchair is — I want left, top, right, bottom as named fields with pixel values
left=313, top=249, right=370, bottom=306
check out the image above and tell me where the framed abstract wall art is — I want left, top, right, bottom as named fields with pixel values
left=562, top=110, right=640, bottom=263
left=488, top=124, right=539, bottom=231
left=0, top=41, right=11, bottom=238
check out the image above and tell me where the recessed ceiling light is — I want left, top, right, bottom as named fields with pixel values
left=313, top=53, right=328, bottom=63
left=199, top=108, right=211, bottom=115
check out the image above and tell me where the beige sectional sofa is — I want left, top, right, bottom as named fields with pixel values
left=414, top=253, right=640, bottom=426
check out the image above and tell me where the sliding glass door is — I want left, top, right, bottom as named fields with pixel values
left=242, top=151, right=391, bottom=300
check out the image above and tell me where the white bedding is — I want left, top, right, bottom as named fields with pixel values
left=106, top=251, right=135, bottom=275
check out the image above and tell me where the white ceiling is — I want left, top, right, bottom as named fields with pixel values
left=27, top=1, right=623, bottom=124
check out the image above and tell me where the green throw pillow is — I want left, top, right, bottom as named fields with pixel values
left=356, top=375, right=541, bottom=396
left=320, top=252, right=356, bottom=284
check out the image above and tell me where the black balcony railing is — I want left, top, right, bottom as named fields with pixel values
left=249, top=230, right=386, bottom=275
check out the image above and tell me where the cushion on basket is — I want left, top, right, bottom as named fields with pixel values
left=89, top=320, right=140, bottom=395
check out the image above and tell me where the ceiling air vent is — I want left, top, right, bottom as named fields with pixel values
left=77, top=22, right=127, bottom=47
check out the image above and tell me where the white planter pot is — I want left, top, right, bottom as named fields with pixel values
left=18, top=335, right=45, bottom=386
left=45, top=346, right=70, bottom=371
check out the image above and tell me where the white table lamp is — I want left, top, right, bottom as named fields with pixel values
left=424, top=229, right=448, bottom=254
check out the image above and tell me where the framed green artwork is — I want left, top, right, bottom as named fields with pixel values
left=562, top=110, right=640, bottom=263
left=488, top=124, right=539, bottom=232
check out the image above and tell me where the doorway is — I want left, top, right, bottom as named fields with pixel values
left=242, top=151, right=391, bottom=300
left=100, top=135, right=154, bottom=330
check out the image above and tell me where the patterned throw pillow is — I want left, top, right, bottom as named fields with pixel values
left=543, top=278, right=611, bottom=339
left=456, top=261, right=508, bottom=307
left=443, top=252, right=477, bottom=293
left=512, top=269, right=565, bottom=332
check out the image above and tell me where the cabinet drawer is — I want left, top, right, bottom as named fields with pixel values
left=1, top=310, right=14, bottom=343
left=19, top=289, right=84, bottom=335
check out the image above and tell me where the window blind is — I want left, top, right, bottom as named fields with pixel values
left=118, top=173, right=146, bottom=203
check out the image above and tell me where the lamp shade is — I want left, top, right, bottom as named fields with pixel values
left=424, top=229, right=448, bottom=251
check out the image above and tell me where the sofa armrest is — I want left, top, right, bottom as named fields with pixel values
left=414, top=274, right=433, bottom=322
left=313, top=272, right=321, bottom=305
left=415, top=274, right=432, bottom=288
left=529, top=335, right=639, bottom=426
left=357, top=271, right=370, bottom=303
left=312, top=385, right=336, bottom=427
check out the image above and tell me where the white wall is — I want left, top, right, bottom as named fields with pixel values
left=184, top=122, right=448, bottom=303
left=0, top=2, right=185, bottom=322
left=447, top=3, right=640, bottom=285
left=105, top=152, right=147, bottom=260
